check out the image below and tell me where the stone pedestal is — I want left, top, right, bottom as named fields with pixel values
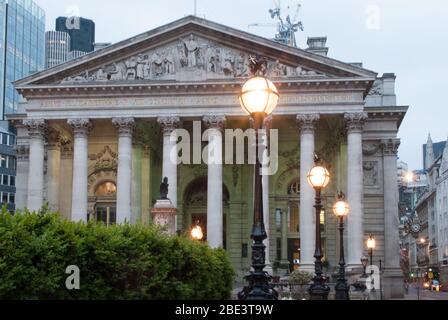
left=151, top=199, right=178, bottom=235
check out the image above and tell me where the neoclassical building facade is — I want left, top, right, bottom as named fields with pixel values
left=10, top=16, right=407, bottom=298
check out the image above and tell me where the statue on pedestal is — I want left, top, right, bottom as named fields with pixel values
left=160, top=177, right=169, bottom=200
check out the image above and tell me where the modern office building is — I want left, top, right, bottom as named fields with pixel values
left=0, top=0, right=45, bottom=118
left=45, top=31, right=71, bottom=69
left=56, top=16, right=95, bottom=53
left=0, top=122, right=16, bottom=211
left=0, top=0, right=45, bottom=210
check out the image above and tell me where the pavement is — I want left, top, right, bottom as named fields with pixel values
left=398, top=284, right=448, bottom=300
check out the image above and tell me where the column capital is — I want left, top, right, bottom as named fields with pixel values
left=381, top=138, right=401, bottom=156
left=158, top=116, right=180, bottom=134
left=203, top=115, right=226, bottom=131
left=47, top=127, right=71, bottom=149
left=68, top=119, right=93, bottom=137
left=296, top=113, right=320, bottom=134
left=344, top=112, right=368, bottom=133
left=23, top=119, right=47, bottom=138
left=112, top=117, right=136, bottom=136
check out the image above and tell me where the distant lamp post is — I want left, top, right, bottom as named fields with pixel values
left=333, top=191, right=350, bottom=300
left=307, top=155, right=331, bottom=300
left=238, top=55, right=279, bottom=301
left=191, top=221, right=204, bottom=241
left=367, top=234, right=376, bottom=267
left=361, top=256, right=369, bottom=278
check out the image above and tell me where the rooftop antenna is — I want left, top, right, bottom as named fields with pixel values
left=249, top=0, right=304, bottom=47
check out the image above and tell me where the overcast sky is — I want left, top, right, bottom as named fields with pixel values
left=33, top=0, right=448, bottom=170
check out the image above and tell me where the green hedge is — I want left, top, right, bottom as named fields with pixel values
left=0, top=208, right=235, bottom=300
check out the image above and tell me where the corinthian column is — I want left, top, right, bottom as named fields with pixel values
left=46, top=128, right=69, bottom=212
left=68, top=119, right=93, bottom=223
left=345, top=112, right=368, bottom=268
left=381, top=138, right=404, bottom=298
left=203, top=115, right=225, bottom=249
left=24, top=119, right=47, bottom=212
left=297, top=113, right=320, bottom=272
left=113, top=118, right=135, bottom=224
left=157, top=117, right=180, bottom=208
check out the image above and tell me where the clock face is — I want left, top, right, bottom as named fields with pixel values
left=411, top=224, right=421, bottom=233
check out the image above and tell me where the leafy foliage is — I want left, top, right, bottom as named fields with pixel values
left=0, top=208, right=234, bottom=300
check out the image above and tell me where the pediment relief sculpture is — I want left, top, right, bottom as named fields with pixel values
left=60, top=34, right=325, bottom=84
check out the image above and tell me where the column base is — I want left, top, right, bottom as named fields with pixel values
left=382, top=268, right=404, bottom=300
left=298, top=263, right=315, bottom=274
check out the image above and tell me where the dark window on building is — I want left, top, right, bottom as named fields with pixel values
left=9, top=135, right=15, bottom=146
left=2, top=193, right=8, bottom=204
left=276, top=238, right=281, bottom=261
left=9, top=194, right=15, bottom=204
left=10, top=176, right=15, bottom=186
left=242, top=243, right=248, bottom=258
left=0, top=156, right=6, bottom=168
left=2, top=175, right=8, bottom=185
left=1, top=134, right=7, bottom=145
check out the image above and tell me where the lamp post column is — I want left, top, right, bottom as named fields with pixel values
left=335, top=216, right=350, bottom=300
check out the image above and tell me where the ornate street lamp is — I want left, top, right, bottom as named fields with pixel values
left=367, top=234, right=376, bottom=267
left=191, top=221, right=204, bottom=241
left=238, top=56, right=279, bottom=301
left=333, top=191, right=350, bottom=300
left=360, top=256, right=369, bottom=278
left=307, top=155, right=331, bottom=300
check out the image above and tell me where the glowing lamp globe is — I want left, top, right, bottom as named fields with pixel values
left=333, top=199, right=350, bottom=217
left=307, top=166, right=331, bottom=189
left=239, top=76, right=279, bottom=115
left=191, top=225, right=204, bottom=241
left=367, top=235, right=376, bottom=250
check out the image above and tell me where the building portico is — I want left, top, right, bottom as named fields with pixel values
left=9, top=16, right=407, bottom=299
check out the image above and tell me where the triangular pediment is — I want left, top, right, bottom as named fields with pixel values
left=15, top=16, right=377, bottom=88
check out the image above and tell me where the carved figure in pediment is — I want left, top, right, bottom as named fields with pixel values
left=180, top=34, right=199, bottom=68
left=125, top=57, right=137, bottom=80
left=271, top=60, right=287, bottom=77
left=109, top=62, right=126, bottom=81
left=221, top=50, right=234, bottom=76
left=235, top=53, right=248, bottom=77
left=207, top=47, right=221, bottom=73
left=96, top=67, right=108, bottom=81
left=136, top=54, right=148, bottom=80
left=163, top=50, right=175, bottom=74
left=152, top=52, right=164, bottom=77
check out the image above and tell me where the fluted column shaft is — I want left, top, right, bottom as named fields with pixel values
left=297, top=114, right=320, bottom=271
left=68, top=119, right=92, bottom=223
left=158, top=117, right=180, bottom=208
left=203, top=115, right=225, bottom=249
left=24, top=120, right=47, bottom=212
left=113, top=118, right=135, bottom=224
left=345, top=112, right=368, bottom=267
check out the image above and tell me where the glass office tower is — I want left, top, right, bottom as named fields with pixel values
left=0, top=0, right=45, bottom=119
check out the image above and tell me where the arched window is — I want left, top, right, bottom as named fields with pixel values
left=95, top=182, right=117, bottom=197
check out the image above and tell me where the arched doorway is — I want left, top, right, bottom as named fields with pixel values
left=183, top=177, right=230, bottom=248
left=92, top=181, right=117, bottom=225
